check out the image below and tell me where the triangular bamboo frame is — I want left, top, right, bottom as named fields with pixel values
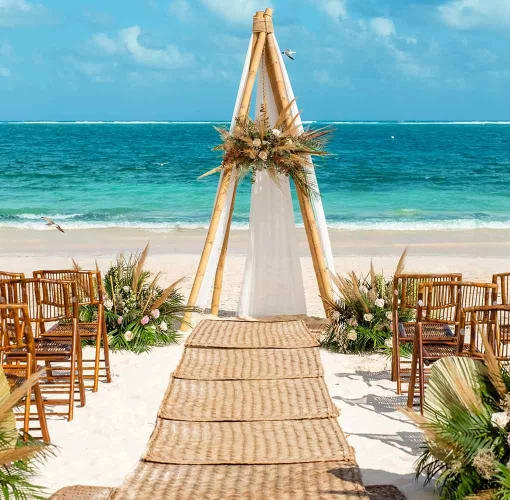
left=181, top=8, right=333, bottom=330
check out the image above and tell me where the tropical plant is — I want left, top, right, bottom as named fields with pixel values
left=322, top=250, right=413, bottom=354
left=0, top=368, right=51, bottom=499
left=102, top=244, right=197, bottom=354
left=199, top=101, right=331, bottom=201
left=404, top=343, right=510, bottom=500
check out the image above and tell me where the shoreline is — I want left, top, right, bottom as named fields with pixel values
left=2, top=226, right=510, bottom=258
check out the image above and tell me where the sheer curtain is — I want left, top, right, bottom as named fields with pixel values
left=237, top=60, right=307, bottom=318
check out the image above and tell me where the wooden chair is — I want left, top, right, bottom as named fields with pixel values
left=407, top=281, right=498, bottom=413
left=0, top=303, right=50, bottom=442
left=33, top=269, right=111, bottom=392
left=0, top=278, right=86, bottom=421
left=462, top=305, right=510, bottom=362
left=493, top=273, right=510, bottom=305
left=391, top=273, right=462, bottom=394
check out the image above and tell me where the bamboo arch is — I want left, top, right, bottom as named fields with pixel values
left=181, top=8, right=333, bottom=330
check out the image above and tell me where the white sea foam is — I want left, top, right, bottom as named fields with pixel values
left=4, top=121, right=230, bottom=125
left=17, top=213, right=82, bottom=220
left=2, top=218, right=510, bottom=232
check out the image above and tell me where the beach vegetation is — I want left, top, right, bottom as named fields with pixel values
left=322, top=250, right=413, bottom=354
left=403, top=346, right=510, bottom=500
left=0, top=369, right=52, bottom=500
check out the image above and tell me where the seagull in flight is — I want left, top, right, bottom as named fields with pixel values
left=282, top=49, right=296, bottom=60
left=41, top=217, right=65, bottom=233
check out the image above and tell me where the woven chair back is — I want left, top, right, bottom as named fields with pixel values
left=493, top=273, right=510, bottom=305
left=0, top=271, right=25, bottom=281
left=461, top=305, right=510, bottom=361
left=0, top=303, right=36, bottom=357
left=33, top=270, right=102, bottom=306
left=0, top=279, right=79, bottom=336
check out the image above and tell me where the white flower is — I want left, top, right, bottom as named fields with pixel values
left=151, top=309, right=160, bottom=319
left=258, top=150, right=268, bottom=161
left=384, top=338, right=393, bottom=348
left=123, top=286, right=131, bottom=293
left=252, top=138, right=262, bottom=147
left=347, top=329, right=357, bottom=341
left=386, top=311, right=393, bottom=320
left=360, top=286, right=368, bottom=294
left=331, top=311, right=340, bottom=321
left=375, top=298, right=385, bottom=308
left=104, top=299, right=113, bottom=311
left=271, top=128, right=282, bottom=137
left=491, top=411, right=510, bottom=429
left=124, top=330, right=134, bottom=342
left=364, top=313, right=374, bottom=322
left=160, top=321, right=168, bottom=332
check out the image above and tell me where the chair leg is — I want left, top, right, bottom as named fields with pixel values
left=34, top=382, right=50, bottom=443
left=418, top=341, right=426, bottom=415
left=68, top=349, right=76, bottom=421
left=23, top=389, right=31, bottom=438
left=396, top=340, right=403, bottom=394
left=76, top=344, right=86, bottom=407
left=93, top=332, right=101, bottom=392
left=407, top=342, right=418, bottom=409
left=102, top=319, right=112, bottom=383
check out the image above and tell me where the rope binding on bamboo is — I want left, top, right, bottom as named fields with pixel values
left=253, top=15, right=273, bottom=33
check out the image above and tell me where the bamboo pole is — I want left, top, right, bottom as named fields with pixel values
left=209, top=13, right=265, bottom=315
left=264, top=23, right=333, bottom=314
left=181, top=11, right=269, bottom=329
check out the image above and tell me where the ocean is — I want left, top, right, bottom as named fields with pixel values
left=1, top=121, right=510, bottom=232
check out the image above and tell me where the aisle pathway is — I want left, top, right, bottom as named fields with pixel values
left=53, top=320, right=372, bottom=499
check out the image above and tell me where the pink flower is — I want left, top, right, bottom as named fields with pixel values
left=117, top=316, right=123, bottom=325
left=141, top=315, right=150, bottom=326
left=151, top=309, right=160, bottom=319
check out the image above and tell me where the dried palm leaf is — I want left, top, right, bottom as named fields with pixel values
left=151, top=277, right=185, bottom=311
left=132, top=243, right=149, bottom=294
left=395, top=248, right=408, bottom=276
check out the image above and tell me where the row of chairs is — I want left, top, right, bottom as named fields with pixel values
left=391, top=272, right=510, bottom=412
left=0, top=269, right=112, bottom=442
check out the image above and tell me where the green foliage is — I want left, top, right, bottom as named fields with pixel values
left=321, top=263, right=414, bottom=355
left=409, top=356, right=510, bottom=499
left=102, top=245, right=197, bottom=354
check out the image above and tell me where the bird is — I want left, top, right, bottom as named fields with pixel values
left=41, top=217, right=65, bottom=233
left=282, top=49, right=296, bottom=60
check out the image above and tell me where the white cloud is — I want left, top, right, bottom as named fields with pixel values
left=369, top=17, right=395, bottom=37
left=0, top=0, right=44, bottom=27
left=168, top=0, right=191, bottom=22
left=66, top=56, right=108, bottom=77
left=119, top=26, right=193, bottom=70
left=313, top=69, right=334, bottom=86
left=200, top=0, right=260, bottom=24
left=91, top=33, right=117, bottom=54
left=320, top=0, right=347, bottom=22
left=0, top=64, right=10, bottom=77
left=438, top=0, right=510, bottom=29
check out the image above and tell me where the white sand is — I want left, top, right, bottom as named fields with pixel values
left=3, top=227, right=508, bottom=497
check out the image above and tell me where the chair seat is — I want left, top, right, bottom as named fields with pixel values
left=6, top=340, right=72, bottom=360
left=422, top=343, right=474, bottom=361
left=399, top=322, right=456, bottom=341
left=44, top=323, right=98, bottom=339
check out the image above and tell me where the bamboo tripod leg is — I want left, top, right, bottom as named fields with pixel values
left=181, top=12, right=267, bottom=328
left=211, top=177, right=239, bottom=316
left=263, top=25, right=333, bottom=314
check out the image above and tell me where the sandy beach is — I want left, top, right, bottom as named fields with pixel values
left=2, top=226, right=509, bottom=498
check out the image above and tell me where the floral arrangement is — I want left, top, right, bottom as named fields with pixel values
left=102, top=244, right=196, bottom=354
left=322, top=251, right=413, bottom=354
left=199, top=102, right=331, bottom=201
left=405, top=347, right=510, bottom=500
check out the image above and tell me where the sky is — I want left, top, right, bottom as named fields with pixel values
left=0, top=0, right=509, bottom=121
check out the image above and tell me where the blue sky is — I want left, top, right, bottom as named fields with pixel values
left=0, top=0, right=509, bottom=120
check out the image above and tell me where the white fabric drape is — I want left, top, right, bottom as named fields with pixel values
left=237, top=59, right=307, bottom=318
left=273, top=37, right=338, bottom=298
left=196, top=36, right=253, bottom=309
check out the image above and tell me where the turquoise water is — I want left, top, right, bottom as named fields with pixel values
left=1, top=121, right=510, bottom=231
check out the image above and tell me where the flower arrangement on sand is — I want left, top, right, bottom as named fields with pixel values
left=103, top=244, right=196, bottom=354
left=0, top=368, right=52, bottom=499
left=199, top=102, right=331, bottom=201
left=404, top=345, right=510, bottom=500
left=322, top=250, right=413, bottom=354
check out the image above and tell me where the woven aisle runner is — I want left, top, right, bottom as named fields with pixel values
left=108, top=319, right=370, bottom=500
